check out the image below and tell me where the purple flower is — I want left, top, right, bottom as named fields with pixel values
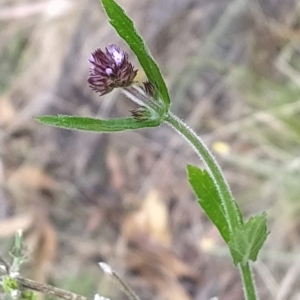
left=88, top=44, right=138, bottom=96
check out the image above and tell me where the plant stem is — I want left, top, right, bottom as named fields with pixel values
left=240, top=263, right=258, bottom=300
left=165, top=112, right=258, bottom=300
left=165, top=112, right=240, bottom=229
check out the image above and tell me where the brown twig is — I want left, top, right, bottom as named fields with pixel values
left=16, top=277, right=91, bottom=300
left=1, top=251, right=92, bottom=300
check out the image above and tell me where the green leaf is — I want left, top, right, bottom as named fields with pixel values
left=3, top=276, right=19, bottom=293
left=21, top=290, right=37, bottom=300
left=228, top=213, right=268, bottom=266
left=187, top=165, right=230, bottom=243
left=35, top=115, right=161, bottom=132
left=100, top=0, right=170, bottom=110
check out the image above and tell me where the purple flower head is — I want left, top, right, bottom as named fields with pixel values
left=88, top=44, right=138, bottom=96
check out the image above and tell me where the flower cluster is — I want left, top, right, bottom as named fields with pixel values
left=88, top=44, right=137, bottom=95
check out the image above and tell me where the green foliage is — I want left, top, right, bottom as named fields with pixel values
left=101, top=0, right=170, bottom=110
left=10, top=230, right=28, bottom=275
left=35, top=115, right=161, bottom=132
left=21, top=290, right=37, bottom=300
left=2, top=277, right=36, bottom=300
left=228, top=213, right=268, bottom=266
left=2, top=276, right=19, bottom=293
left=187, top=165, right=268, bottom=267
left=187, top=165, right=231, bottom=242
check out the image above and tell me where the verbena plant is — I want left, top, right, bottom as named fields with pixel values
left=35, top=0, right=268, bottom=299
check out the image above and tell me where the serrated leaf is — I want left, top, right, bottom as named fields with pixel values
left=35, top=115, right=161, bottom=132
left=187, top=165, right=230, bottom=242
left=100, top=0, right=170, bottom=110
left=228, top=213, right=268, bottom=266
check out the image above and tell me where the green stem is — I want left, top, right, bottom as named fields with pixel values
left=165, top=112, right=241, bottom=229
left=165, top=112, right=258, bottom=300
left=240, top=263, right=258, bottom=300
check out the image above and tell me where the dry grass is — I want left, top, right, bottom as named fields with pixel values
left=0, top=0, right=300, bottom=299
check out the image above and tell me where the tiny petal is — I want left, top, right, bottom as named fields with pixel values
left=105, top=68, right=113, bottom=76
left=107, top=44, right=124, bottom=66
left=99, top=262, right=113, bottom=275
left=88, top=53, right=96, bottom=64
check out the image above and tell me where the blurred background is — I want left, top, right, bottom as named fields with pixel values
left=0, top=0, right=300, bottom=299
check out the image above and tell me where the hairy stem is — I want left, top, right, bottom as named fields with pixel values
left=165, top=112, right=258, bottom=300
left=165, top=112, right=241, bottom=230
left=240, top=263, right=258, bottom=300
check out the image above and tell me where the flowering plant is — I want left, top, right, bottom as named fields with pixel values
left=36, top=0, right=269, bottom=299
